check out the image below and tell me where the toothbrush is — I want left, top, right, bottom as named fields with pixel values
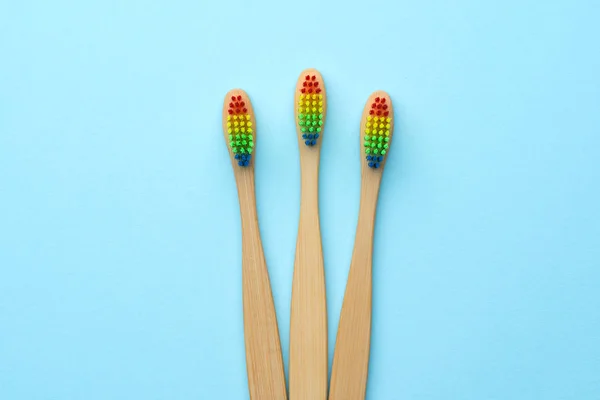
left=222, top=90, right=288, bottom=400
left=289, top=69, right=328, bottom=400
left=329, top=91, right=394, bottom=400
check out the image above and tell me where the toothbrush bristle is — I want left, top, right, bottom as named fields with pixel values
left=297, top=74, right=324, bottom=147
left=226, top=94, right=254, bottom=167
left=364, top=94, right=392, bottom=169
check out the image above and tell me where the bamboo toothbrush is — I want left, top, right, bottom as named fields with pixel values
left=289, top=69, right=328, bottom=400
left=329, top=91, right=394, bottom=400
left=222, top=90, right=288, bottom=400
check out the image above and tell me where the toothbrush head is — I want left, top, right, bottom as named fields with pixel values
left=223, top=90, right=255, bottom=168
left=295, top=69, right=326, bottom=148
left=361, top=91, right=393, bottom=169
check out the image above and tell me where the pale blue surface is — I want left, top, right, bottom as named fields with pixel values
left=1, top=0, right=600, bottom=399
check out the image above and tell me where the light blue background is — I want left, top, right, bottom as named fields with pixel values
left=1, top=0, right=599, bottom=399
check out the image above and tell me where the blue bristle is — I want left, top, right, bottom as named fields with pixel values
left=238, top=161, right=244, bottom=166
left=308, top=134, right=313, bottom=139
left=366, top=155, right=372, bottom=161
left=368, top=162, right=374, bottom=168
left=302, top=134, right=307, bottom=139
left=311, top=139, right=316, bottom=145
left=378, top=156, right=384, bottom=162
left=305, top=140, right=311, bottom=145
left=235, top=154, right=240, bottom=160
left=374, top=162, right=380, bottom=168
left=314, top=133, right=319, bottom=139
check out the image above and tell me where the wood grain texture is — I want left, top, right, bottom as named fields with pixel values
left=222, top=89, right=288, bottom=400
left=289, top=68, right=328, bottom=400
left=329, top=91, right=394, bottom=400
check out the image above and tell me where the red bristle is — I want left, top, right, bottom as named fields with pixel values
left=383, top=104, right=388, bottom=110
left=381, top=98, right=386, bottom=104
left=237, top=95, right=242, bottom=101
left=311, top=75, right=316, bottom=81
left=231, top=96, right=236, bottom=101
left=316, top=88, right=321, bottom=93
left=240, top=101, right=245, bottom=107
left=242, top=107, right=247, bottom=113
left=384, top=111, right=389, bottom=116
left=229, top=102, right=234, bottom=108
left=376, top=110, right=382, bottom=115
left=378, top=104, right=383, bottom=109
left=301, top=88, right=306, bottom=93
left=308, top=88, right=313, bottom=93
left=235, top=102, right=239, bottom=107
left=236, top=108, right=241, bottom=113
left=375, top=97, right=380, bottom=103
left=303, top=82, right=307, bottom=87
left=228, top=109, right=233, bottom=114
left=369, top=110, right=374, bottom=115
left=314, top=82, right=319, bottom=87
left=305, top=75, right=310, bottom=80
left=308, top=82, right=313, bottom=87
left=371, top=103, right=376, bottom=109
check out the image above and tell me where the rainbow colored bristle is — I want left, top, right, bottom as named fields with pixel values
left=364, top=96, right=392, bottom=169
left=297, top=74, right=324, bottom=146
left=226, top=95, right=254, bottom=167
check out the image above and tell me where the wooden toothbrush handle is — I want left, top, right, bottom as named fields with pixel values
left=329, top=189, right=379, bottom=400
left=238, top=175, right=288, bottom=400
left=289, top=169, right=327, bottom=400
